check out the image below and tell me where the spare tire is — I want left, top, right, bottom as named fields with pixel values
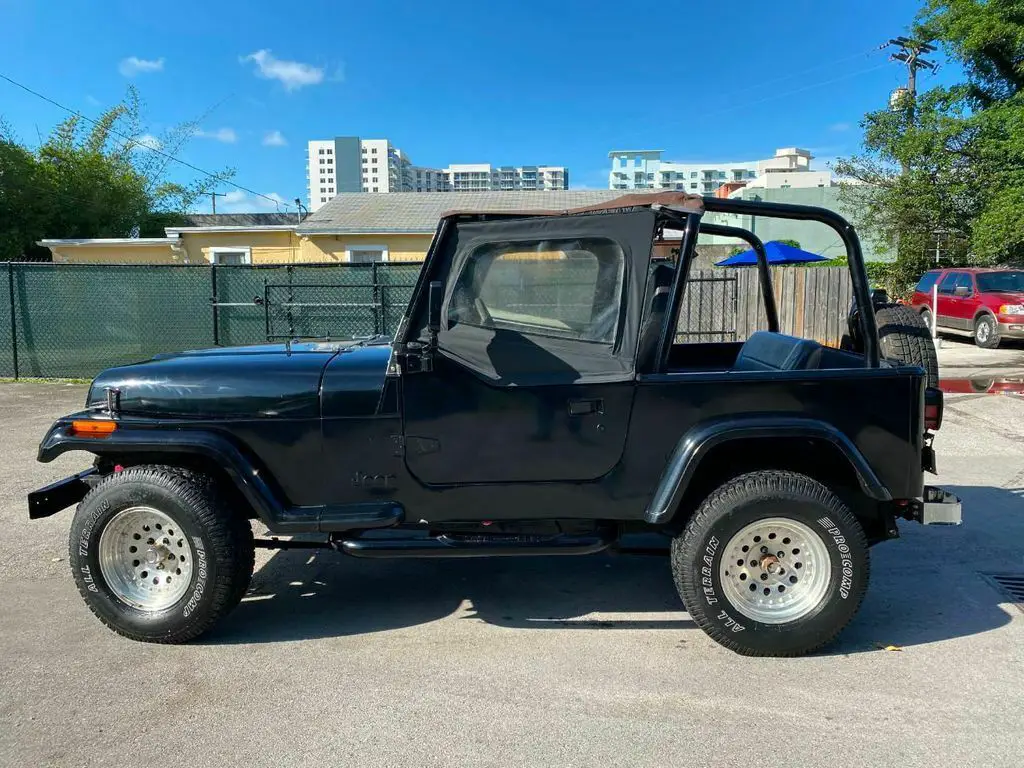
left=874, top=304, right=939, bottom=387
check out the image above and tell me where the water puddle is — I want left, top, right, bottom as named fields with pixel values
left=938, top=376, right=1024, bottom=396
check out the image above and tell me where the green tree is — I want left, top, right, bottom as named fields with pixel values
left=0, top=87, right=233, bottom=260
left=835, top=0, right=1024, bottom=297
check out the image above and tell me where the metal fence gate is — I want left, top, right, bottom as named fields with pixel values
left=675, top=270, right=739, bottom=342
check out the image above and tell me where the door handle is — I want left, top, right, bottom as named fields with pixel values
left=567, top=398, right=603, bottom=416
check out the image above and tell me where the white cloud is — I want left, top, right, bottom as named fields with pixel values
left=240, top=49, right=324, bottom=91
left=217, top=190, right=291, bottom=213
left=829, top=122, right=852, bottom=132
left=262, top=130, right=287, bottom=147
left=196, top=127, right=238, bottom=143
left=119, top=56, right=164, bottom=77
left=134, top=134, right=162, bottom=151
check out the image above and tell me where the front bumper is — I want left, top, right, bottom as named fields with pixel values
left=997, top=320, right=1024, bottom=339
left=28, top=469, right=97, bottom=519
left=909, top=486, right=962, bottom=526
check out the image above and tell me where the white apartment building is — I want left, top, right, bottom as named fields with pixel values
left=307, top=137, right=569, bottom=210
left=607, top=147, right=826, bottom=196
left=444, top=164, right=568, bottom=192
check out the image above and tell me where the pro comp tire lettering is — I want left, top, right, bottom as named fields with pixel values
left=182, top=536, right=208, bottom=618
left=817, top=516, right=854, bottom=599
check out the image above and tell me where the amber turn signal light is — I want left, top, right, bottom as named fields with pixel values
left=69, top=420, right=117, bottom=437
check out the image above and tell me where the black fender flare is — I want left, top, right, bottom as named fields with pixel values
left=36, top=419, right=404, bottom=533
left=38, top=420, right=285, bottom=527
left=643, top=417, right=891, bottom=524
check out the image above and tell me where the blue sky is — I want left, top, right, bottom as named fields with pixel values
left=0, top=0, right=958, bottom=213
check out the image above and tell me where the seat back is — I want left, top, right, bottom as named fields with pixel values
left=732, top=331, right=822, bottom=372
left=636, top=263, right=675, bottom=373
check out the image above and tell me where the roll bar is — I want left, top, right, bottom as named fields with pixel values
left=698, top=222, right=779, bottom=333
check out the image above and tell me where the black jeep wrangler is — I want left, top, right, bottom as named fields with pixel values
left=29, top=192, right=961, bottom=657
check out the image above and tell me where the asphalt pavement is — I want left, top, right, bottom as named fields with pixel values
left=1, top=381, right=1022, bottom=768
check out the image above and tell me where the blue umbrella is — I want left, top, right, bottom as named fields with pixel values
left=715, top=241, right=828, bottom=267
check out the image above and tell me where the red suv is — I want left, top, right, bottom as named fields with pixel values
left=911, top=268, right=1024, bottom=348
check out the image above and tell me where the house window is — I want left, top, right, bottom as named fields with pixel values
left=318, top=149, right=324, bottom=155
left=372, top=187, right=378, bottom=192
left=371, top=148, right=377, bottom=154
left=346, top=244, right=388, bottom=263
left=362, top=147, right=367, bottom=154
left=690, top=171, right=697, bottom=178
left=372, top=177, right=378, bottom=182
left=321, top=197, right=327, bottom=202
left=690, top=182, right=697, bottom=189
left=326, top=148, right=332, bottom=154
left=618, top=156, right=626, bottom=168
left=319, top=159, right=325, bottom=165
left=209, top=247, right=251, bottom=266
left=328, top=187, right=334, bottom=193
left=363, top=177, right=367, bottom=182
left=326, top=158, right=332, bottom=164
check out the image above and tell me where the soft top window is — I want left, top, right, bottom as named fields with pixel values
left=447, top=238, right=625, bottom=344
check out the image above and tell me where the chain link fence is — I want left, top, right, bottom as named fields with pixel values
left=0, top=262, right=421, bottom=379
left=0, top=261, right=850, bottom=380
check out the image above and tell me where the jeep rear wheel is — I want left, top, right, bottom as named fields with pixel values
left=672, top=470, right=869, bottom=657
left=69, top=466, right=254, bottom=643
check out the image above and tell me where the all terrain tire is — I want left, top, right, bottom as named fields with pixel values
left=68, top=465, right=254, bottom=643
left=672, top=471, right=869, bottom=657
left=875, top=304, right=939, bottom=387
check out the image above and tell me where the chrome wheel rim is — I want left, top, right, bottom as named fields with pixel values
left=719, top=518, right=832, bottom=624
left=977, top=320, right=991, bottom=343
left=98, top=506, right=194, bottom=611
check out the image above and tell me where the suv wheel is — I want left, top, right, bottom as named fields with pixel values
left=672, top=470, right=869, bottom=657
left=974, top=314, right=999, bottom=349
left=919, top=307, right=933, bottom=332
left=69, top=466, right=254, bottom=643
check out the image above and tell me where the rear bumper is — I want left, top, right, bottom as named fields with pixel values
left=908, top=486, right=962, bottom=526
left=28, top=469, right=97, bottom=519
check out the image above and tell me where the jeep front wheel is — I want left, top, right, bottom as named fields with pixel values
left=68, top=466, right=254, bottom=643
left=672, top=470, right=869, bottom=657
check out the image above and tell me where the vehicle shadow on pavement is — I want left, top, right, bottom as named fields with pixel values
left=206, top=485, right=1021, bottom=653
left=828, top=483, right=1022, bottom=655
left=206, top=543, right=692, bottom=644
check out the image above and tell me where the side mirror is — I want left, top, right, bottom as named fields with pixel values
left=954, top=285, right=970, bottom=297
left=427, top=281, right=443, bottom=337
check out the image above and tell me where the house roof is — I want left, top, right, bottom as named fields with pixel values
left=180, top=213, right=299, bottom=227
left=296, top=190, right=639, bottom=235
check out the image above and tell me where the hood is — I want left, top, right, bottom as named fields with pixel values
left=86, top=340, right=392, bottom=419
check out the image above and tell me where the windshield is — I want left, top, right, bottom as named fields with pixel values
left=976, top=271, right=1024, bottom=293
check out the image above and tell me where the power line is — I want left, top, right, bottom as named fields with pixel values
left=0, top=71, right=290, bottom=211
left=695, top=61, right=893, bottom=122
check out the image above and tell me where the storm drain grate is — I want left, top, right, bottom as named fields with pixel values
left=981, top=573, right=1024, bottom=613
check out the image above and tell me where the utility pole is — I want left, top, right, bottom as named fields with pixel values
left=209, top=191, right=227, bottom=214
left=885, top=36, right=937, bottom=118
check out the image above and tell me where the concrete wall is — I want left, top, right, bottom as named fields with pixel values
left=706, top=186, right=888, bottom=262
left=48, top=231, right=436, bottom=265
left=48, top=242, right=180, bottom=264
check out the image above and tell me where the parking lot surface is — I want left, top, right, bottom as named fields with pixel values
left=1, top=382, right=1022, bottom=767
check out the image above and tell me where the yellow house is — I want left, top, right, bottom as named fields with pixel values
left=40, top=190, right=626, bottom=265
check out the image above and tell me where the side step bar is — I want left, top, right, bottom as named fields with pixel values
left=338, top=529, right=616, bottom=559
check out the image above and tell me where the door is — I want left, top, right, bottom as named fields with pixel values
left=935, top=271, right=959, bottom=329
left=401, top=211, right=653, bottom=486
left=948, top=272, right=977, bottom=331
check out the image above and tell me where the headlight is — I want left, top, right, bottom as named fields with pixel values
left=999, top=304, right=1024, bottom=315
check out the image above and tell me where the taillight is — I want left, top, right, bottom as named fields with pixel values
left=924, top=387, right=943, bottom=431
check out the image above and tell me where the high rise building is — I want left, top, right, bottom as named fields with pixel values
left=607, top=147, right=825, bottom=196
left=307, top=136, right=569, bottom=211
